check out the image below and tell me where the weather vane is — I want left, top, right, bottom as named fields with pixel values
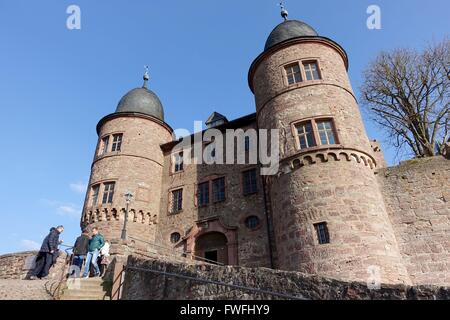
left=279, top=1, right=289, bottom=21
left=143, top=65, right=149, bottom=88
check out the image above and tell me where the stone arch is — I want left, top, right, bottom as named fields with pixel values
left=339, top=152, right=350, bottom=161
left=185, top=218, right=238, bottom=265
left=350, top=153, right=361, bottom=163
left=303, top=155, right=314, bottom=165
left=195, top=232, right=228, bottom=265
left=292, top=158, right=302, bottom=169
left=112, top=209, right=119, bottom=221
left=361, top=156, right=368, bottom=167
left=316, top=153, right=327, bottom=163
left=328, top=152, right=339, bottom=161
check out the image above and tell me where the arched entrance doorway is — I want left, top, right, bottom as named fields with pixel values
left=195, top=232, right=228, bottom=265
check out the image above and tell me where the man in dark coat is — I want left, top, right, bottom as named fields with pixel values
left=29, top=225, right=64, bottom=280
left=71, top=229, right=90, bottom=276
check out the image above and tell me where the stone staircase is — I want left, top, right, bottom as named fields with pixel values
left=59, top=278, right=111, bottom=300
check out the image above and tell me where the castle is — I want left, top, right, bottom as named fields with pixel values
left=80, top=11, right=450, bottom=288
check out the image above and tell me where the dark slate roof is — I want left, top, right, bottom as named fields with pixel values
left=115, top=87, right=164, bottom=121
left=264, top=20, right=318, bottom=51
left=205, top=112, right=228, bottom=125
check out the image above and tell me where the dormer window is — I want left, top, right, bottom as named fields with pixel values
left=174, top=152, right=184, bottom=173
left=285, top=63, right=302, bottom=85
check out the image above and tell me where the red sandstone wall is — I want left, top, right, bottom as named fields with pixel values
left=377, top=157, right=450, bottom=286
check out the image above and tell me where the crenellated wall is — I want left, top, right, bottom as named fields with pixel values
left=377, top=156, right=450, bottom=286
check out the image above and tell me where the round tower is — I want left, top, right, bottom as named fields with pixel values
left=81, top=71, right=173, bottom=248
left=249, top=13, right=410, bottom=284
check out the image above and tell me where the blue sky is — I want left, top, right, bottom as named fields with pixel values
left=0, top=0, right=448, bottom=255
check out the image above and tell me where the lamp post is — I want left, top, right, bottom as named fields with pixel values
left=121, top=192, right=134, bottom=241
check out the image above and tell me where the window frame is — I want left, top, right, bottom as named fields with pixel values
left=291, top=117, right=339, bottom=151
left=282, top=58, right=322, bottom=87
left=212, top=177, right=226, bottom=203
left=302, top=60, right=322, bottom=81
left=242, top=168, right=258, bottom=196
left=172, top=151, right=184, bottom=174
left=99, top=135, right=110, bottom=156
left=197, top=181, right=210, bottom=207
left=91, top=184, right=100, bottom=207
left=170, top=188, right=183, bottom=214
left=314, top=222, right=330, bottom=245
left=102, top=182, right=116, bottom=205
left=111, top=133, right=123, bottom=152
left=284, top=62, right=303, bottom=85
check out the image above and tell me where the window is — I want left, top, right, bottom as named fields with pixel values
left=171, top=189, right=183, bottom=213
left=174, top=152, right=184, bottom=173
left=212, top=177, right=226, bottom=203
left=91, top=185, right=100, bottom=206
left=245, top=216, right=261, bottom=230
left=303, top=61, right=321, bottom=81
left=170, top=232, right=181, bottom=244
left=294, top=118, right=338, bottom=150
left=285, top=63, right=302, bottom=85
left=316, top=120, right=336, bottom=145
left=111, top=134, right=123, bottom=152
left=197, top=182, right=210, bottom=207
left=100, top=136, right=110, bottom=155
left=243, top=169, right=258, bottom=195
left=244, top=136, right=250, bottom=152
left=102, top=182, right=115, bottom=204
left=296, top=121, right=316, bottom=149
left=314, top=222, right=330, bottom=245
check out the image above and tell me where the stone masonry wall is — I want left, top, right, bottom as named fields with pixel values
left=0, top=251, right=67, bottom=280
left=121, top=257, right=450, bottom=300
left=377, top=156, right=450, bottom=286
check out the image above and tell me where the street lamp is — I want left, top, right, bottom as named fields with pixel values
left=121, top=191, right=134, bottom=240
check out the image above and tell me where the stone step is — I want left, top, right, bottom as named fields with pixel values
left=63, top=288, right=107, bottom=295
left=60, top=295, right=106, bottom=301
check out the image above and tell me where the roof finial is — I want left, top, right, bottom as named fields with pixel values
left=143, top=65, right=149, bottom=88
left=279, top=1, right=289, bottom=21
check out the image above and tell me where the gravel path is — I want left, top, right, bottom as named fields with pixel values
left=0, top=280, right=54, bottom=300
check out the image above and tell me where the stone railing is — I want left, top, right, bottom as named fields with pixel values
left=0, top=251, right=67, bottom=280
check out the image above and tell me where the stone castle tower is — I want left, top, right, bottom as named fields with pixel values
left=78, top=11, right=450, bottom=287
left=81, top=72, right=173, bottom=247
left=248, top=14, right=410, bottom=284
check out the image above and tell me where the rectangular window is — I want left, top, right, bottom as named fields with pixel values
left=243, top=169, right=258, bottom=195
left=101, top=136, right=110, bottom=155
left=316, top=120, right=336, bottom=145
left=197, top=182, right=210, bottom=207
left=102, top=182, right=115, bottom=204
left=171, top=189, right=183, bottom=213
left=303, top=61, right=321, bottom=81
left=296, top=121, right=316, bottom=149
left=91, top=185, right=100, bottom=206
left=212, top=177, right=226, bottom=203
left=111, top=134, right=123, bottom=152
left=314, top=222, right=330, bottom=245
left=285, top=63, right=302, bottom=85
left=174, top=152, right=184, bottom=173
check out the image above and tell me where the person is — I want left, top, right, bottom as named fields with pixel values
left=29, top=225, right=64, bottom=280
left=99, top=240, right=110, bottom=276
left=71, top=229, right=90, bottom=276
left=82, top=227, right=105, bottom=278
